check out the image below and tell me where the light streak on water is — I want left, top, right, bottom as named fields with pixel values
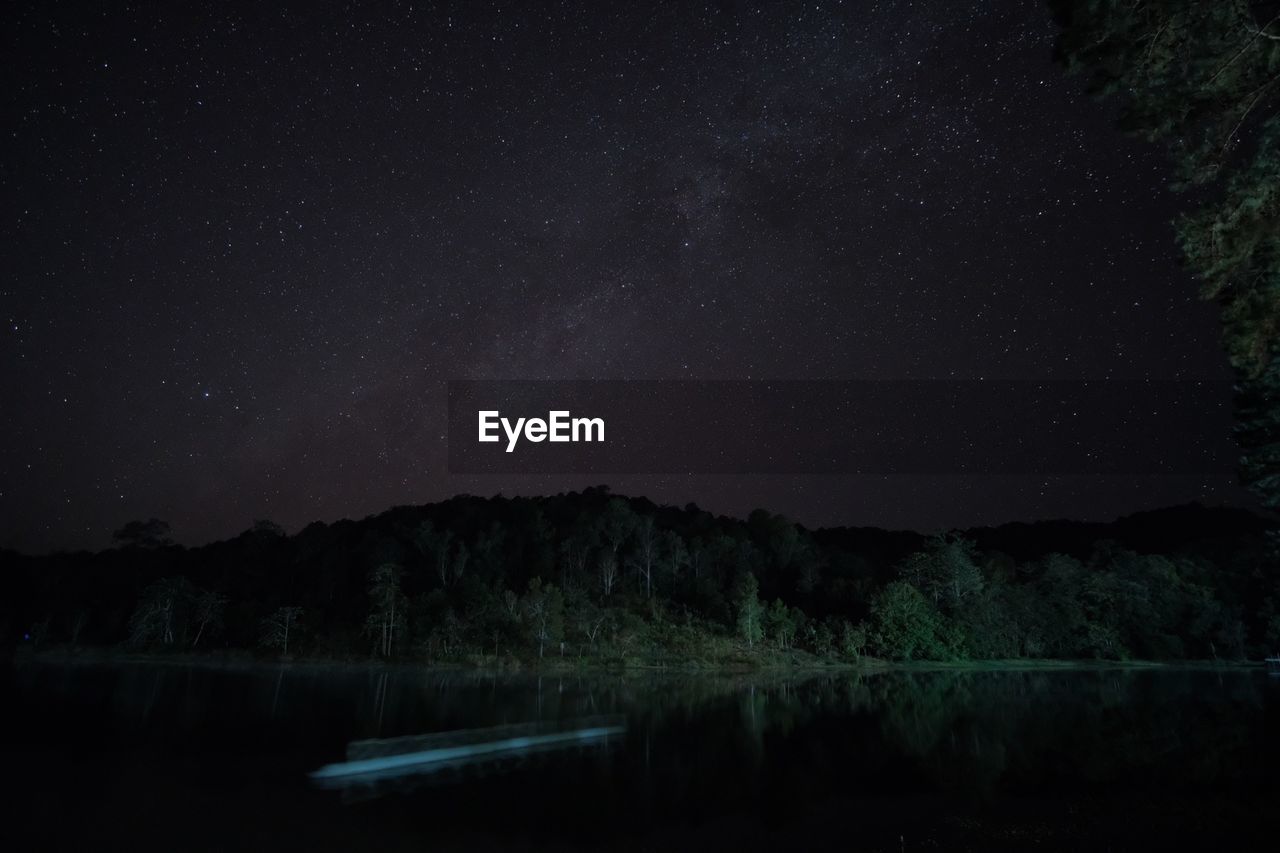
left=310, top=716, right=626, bottom=789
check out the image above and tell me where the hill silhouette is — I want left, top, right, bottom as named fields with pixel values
left=4, top=489, right=1276, bottom=664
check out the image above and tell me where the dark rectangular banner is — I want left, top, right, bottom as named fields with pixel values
left=447, top=379, right=1234, bottom=475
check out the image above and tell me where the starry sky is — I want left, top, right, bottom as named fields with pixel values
left=0, top=0, right=1253, bottom=552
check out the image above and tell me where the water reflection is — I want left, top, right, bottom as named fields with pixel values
left=10, top=662, right=1280, bottom=850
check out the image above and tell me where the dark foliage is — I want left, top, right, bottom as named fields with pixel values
left=1051, top=0, right=1280, bottom=506
left=3, top=489, right=1276, bottom=664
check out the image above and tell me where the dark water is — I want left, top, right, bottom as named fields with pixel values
left=7, top=661, right=1280, bottom=851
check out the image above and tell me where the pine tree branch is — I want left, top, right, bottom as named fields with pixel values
left=1208, top=13, right=1280, bottom=83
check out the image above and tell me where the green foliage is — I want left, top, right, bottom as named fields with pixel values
left=13, top=491, right=1276, bottom=665
left=766, top=598, right=802, bottom=649
left=521, top=577, right=565, bottom=658
left=806, top=619, right=835, bottom=656
left=899, top=535, right=983, bottom=610
left=837, top=620, right=869, bottom=661
left=1052, top=0, right=1280, bottom=505
left=661, top=529, right=689, bottom=589
left=1237, top=358, right=1280, bottom=506
left=734, top=572, right=765, bottom=648
left=870, top=581, right=950, bottom=661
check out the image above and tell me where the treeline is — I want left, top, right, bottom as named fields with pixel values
left=3, top=489, right=1277, bottom=664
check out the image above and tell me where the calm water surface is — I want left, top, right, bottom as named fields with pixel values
left=8, top=661, right=1279, bottom=851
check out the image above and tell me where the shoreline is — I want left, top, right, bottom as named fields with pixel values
left=13, top=646, right=1267, bottom=675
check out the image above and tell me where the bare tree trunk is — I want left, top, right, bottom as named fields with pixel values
left=162, top=598, right=174, bottom=646
left=600, top=555, right=617, bottom=597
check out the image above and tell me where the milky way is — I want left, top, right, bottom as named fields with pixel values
left=0, top=0, right=1248, bottom=551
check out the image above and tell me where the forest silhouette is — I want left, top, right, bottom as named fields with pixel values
left=6, top=488, right=1276, bottom=666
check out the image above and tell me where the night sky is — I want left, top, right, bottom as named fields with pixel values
left=1, top=0, right=1252, bottom=552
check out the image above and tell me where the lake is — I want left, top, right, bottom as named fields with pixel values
left=8, top=660, right=1279, bottom=850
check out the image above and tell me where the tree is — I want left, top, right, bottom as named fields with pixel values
left=600, top=498, right=636, bottom=566
left=1080, top=570, right=1131, bottom=659
left=838, top=620, right=869, bottom=661
left=412, top=522, right=454, bottom=588
left=734, top=572, right=764, bottom=648
left=261, top=606, right=304, bottom=656
left=470, top=524, right=504, bottom=581
left=366, top=562, right=408, bottom=657
left=805, top=618, right=835, bottom=656
left=870, top=581, right=947, bottom=661
left=429, top=608, right=467, bottom=658
left=113, top=518, right=174, bottom=549
left=249, top=519, right=286, bottom=537
left=451, top=541, right=470, bottom=587
left=190, top=589, right=228, bottom=648
left=1052, top=0, right=1280, bottom=506
left=68, top=610, right=88, bottom=646
left=1032, top=553, right=1089, bottom=657
left=559, top=529, right=594, bottom=589
left=29, top=616, right=51, bottom=649
left=766, top=598, right=799, bottom=649
left=599, top=552, right=619, bottom=597
left=899, top=535, right=984, bottom=610
left=749, top=509, right=802, bottom=574
left=502, top=586, right=521, bottom=619
left=128, top=577, right=192, bottom=646
left=576, top=601, right=611, bottom=651
left=1262, top=608, right=1280, bottom=655
left=661, top=530, right=689, bottom=589
left=795, top=543, right=823, bottom=596
left=521, top=578, right=564, bottom=659
left=630, top=515, right=660, bottom=597
left=687, top=536, right=708, bottom=580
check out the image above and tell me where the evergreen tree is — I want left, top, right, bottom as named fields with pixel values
left=1052, top=0, right=1280, bottom=506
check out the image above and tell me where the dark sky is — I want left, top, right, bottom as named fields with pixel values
left=0, top=0, right=1253, bottom=552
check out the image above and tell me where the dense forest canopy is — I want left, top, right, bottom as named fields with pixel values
left=4, top=489, right=1276, bottom=664
left=1052, top=0, right=1280, bottom=506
